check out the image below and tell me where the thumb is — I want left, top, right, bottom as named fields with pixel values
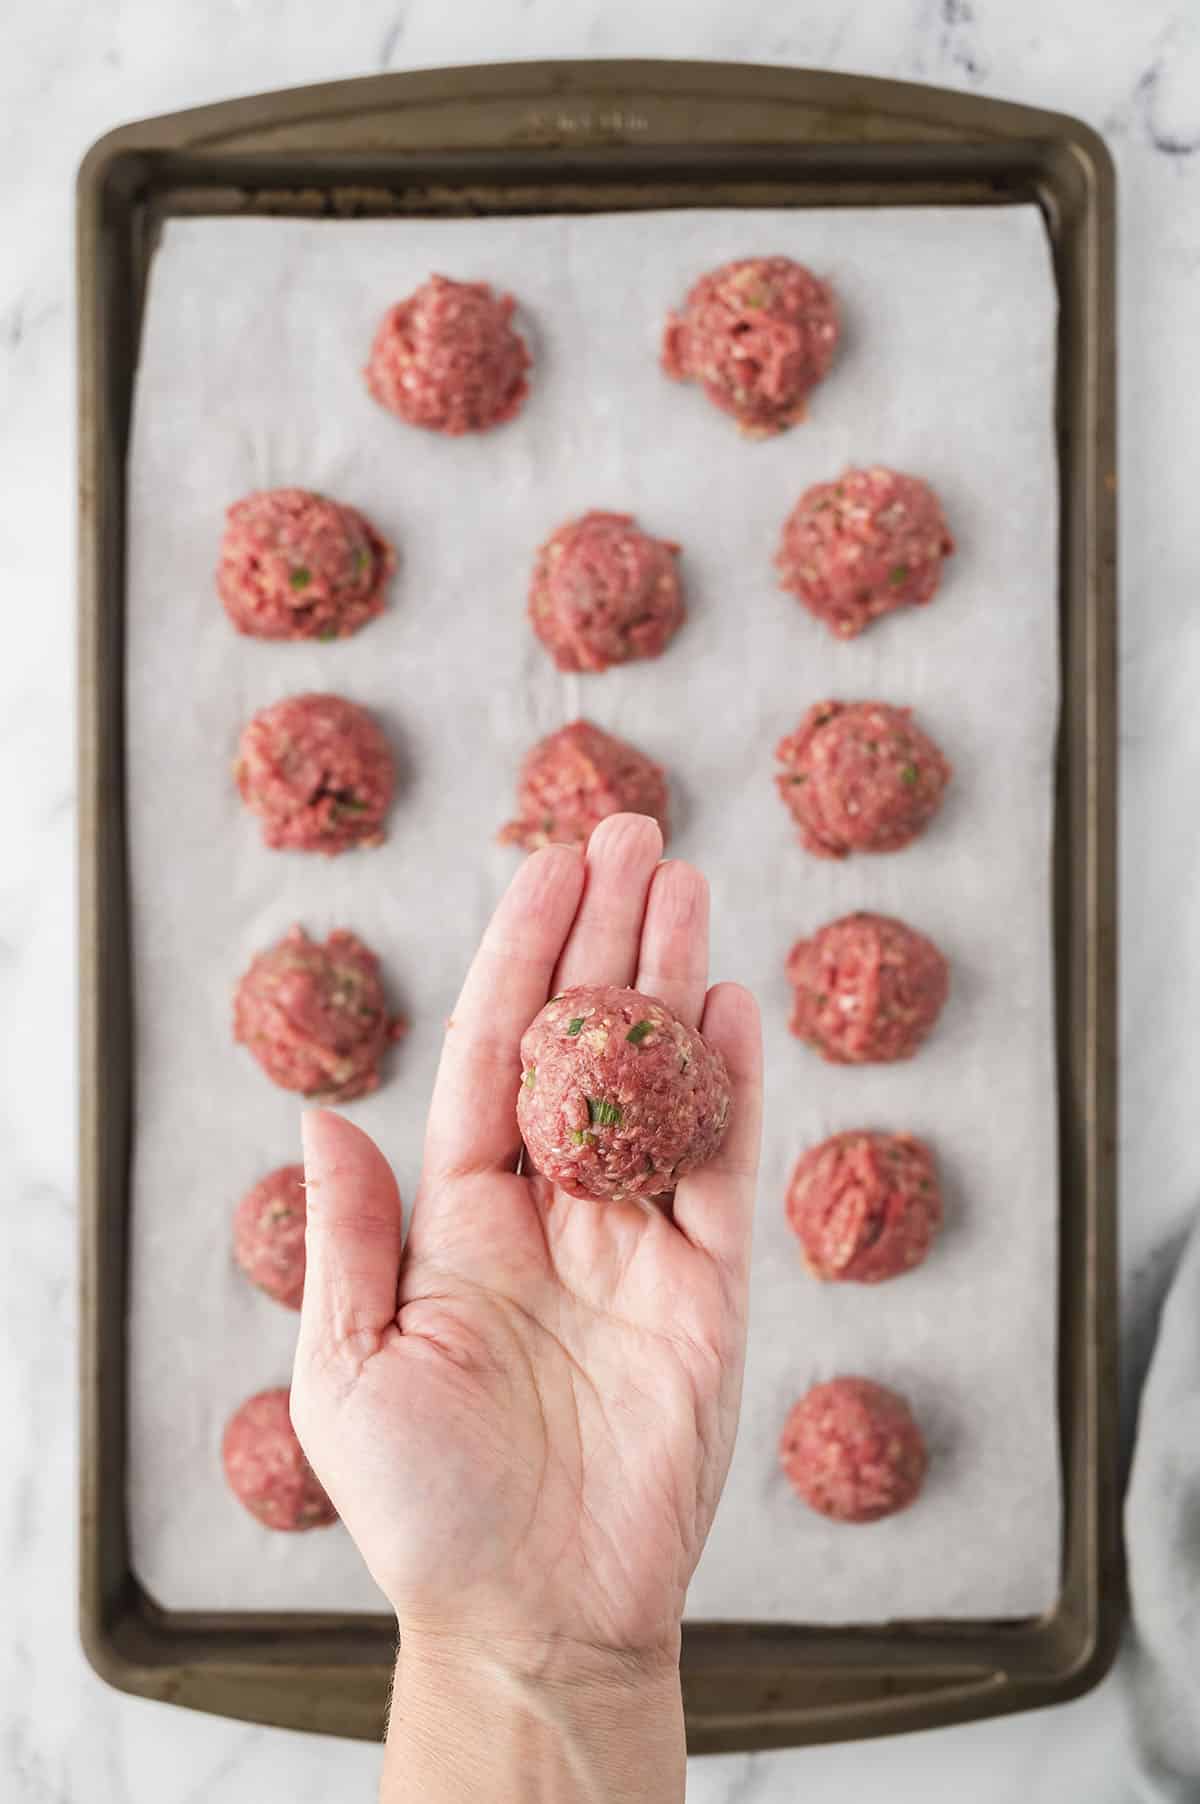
left=297, top=1108, right=404, bottom=1356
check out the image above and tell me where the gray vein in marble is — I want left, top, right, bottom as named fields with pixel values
left=1, top=300, right=66, bottom=360
left=3, top=1712, right=63, bottom=1804
left=1134, top=62, right=1200, bottom=157
left=378, top=9, right=408, bottom=69
left=717, top=1754, right=765, bottom=1804
left=934, top=0, right=989, bottom=84
left=1121, top=1225, right=1193, bottom=1470
left=174, top=1732, right=262, bottom=1804
left=763, top=8, right=856, bottom=68
left=913, top=0, right=990, bottom=86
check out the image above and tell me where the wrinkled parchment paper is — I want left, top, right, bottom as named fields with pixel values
left=127, top=208, right=1059, bottom=1620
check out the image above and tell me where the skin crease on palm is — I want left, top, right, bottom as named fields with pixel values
left=289, top=813, right=764, bottom=1801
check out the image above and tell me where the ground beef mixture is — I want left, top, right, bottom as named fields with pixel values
left=786, top=1131, right=942, bottom=1284
left=365, top=274, right=531, bottom=434
left=779, top=1377, right=927, bottom=1523
left=499, top=719, right=669, bottom=853
left=775, top=700, right=951, bottom=858
left=218, top=488, right=394, bottom=641
left=776, top=466, right=954, bottom=640
left=786, top=912, right=949, bottom=1064
left=528, top=511, right=684, bottom=674
left=233, top=925, right=404, bottom=1101
left=236, top=693, right=395, bottom=855
left=661, top=255, right=839, bottom=436
left=517, top=985, right=732, bottom=1203
left=222, top=1388, right=336, bottom=1532
left=233, top=1163, right=308, bottom=1309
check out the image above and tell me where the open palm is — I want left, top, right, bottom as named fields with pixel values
left=291, top=814, right=762, bottom=1663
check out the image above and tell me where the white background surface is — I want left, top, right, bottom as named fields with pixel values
left=127, top=207, right=1059, bottom=1623
left=6, top=0, right=1198, bottom=1797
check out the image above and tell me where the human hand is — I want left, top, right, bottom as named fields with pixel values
left=290, top=814, right=761, bottom=1786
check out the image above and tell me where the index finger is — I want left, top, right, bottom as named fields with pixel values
left=423, top=843, right=585, bottom=1180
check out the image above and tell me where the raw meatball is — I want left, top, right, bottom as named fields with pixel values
left=499, top=720, right=669, bottom=853
left=233, top=924, right=404, bottom=1101
left=236, top=693, right=395, bottom=855
left=222, top=1388, right=336, bottom=1531
left=786, top=912, right=949, bottom=1064
left=528, top=511, right=684, bottom=674
left=661, top=255, right=839, bottom=436
left=776, top=466, right=954, bottom=640
left=233, top=1164, right=307, bottom=1309
left=365, top=274, right=531, bottom=434
left=787, top=1132, right=942, bottom=1283
left=218, top=488, right=394, bottom=641
left=775, top=701, right=951, bottom=858
left=779, top=1377, right=927, bottom=1523
left=517, top=985, right=732, bottom=1203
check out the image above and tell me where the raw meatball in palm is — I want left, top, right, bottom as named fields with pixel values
left=517, top=986, right=731, bottom=1203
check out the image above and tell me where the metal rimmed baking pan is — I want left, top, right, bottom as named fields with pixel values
left=78, top=58, right=1118, bottom=1750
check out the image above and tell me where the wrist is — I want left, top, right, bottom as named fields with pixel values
left=398, top=1621, right=682, bottom=1689
left=384, top=1627, right=684, bottom=1804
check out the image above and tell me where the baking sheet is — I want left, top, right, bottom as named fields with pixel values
left=126, top=206, right=1060, bottom=1622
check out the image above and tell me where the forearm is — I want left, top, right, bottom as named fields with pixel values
left=381, top=1631, right=686, bottom=1804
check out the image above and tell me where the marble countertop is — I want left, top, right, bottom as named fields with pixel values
left=4, top=0, right=1197, bottom=1797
